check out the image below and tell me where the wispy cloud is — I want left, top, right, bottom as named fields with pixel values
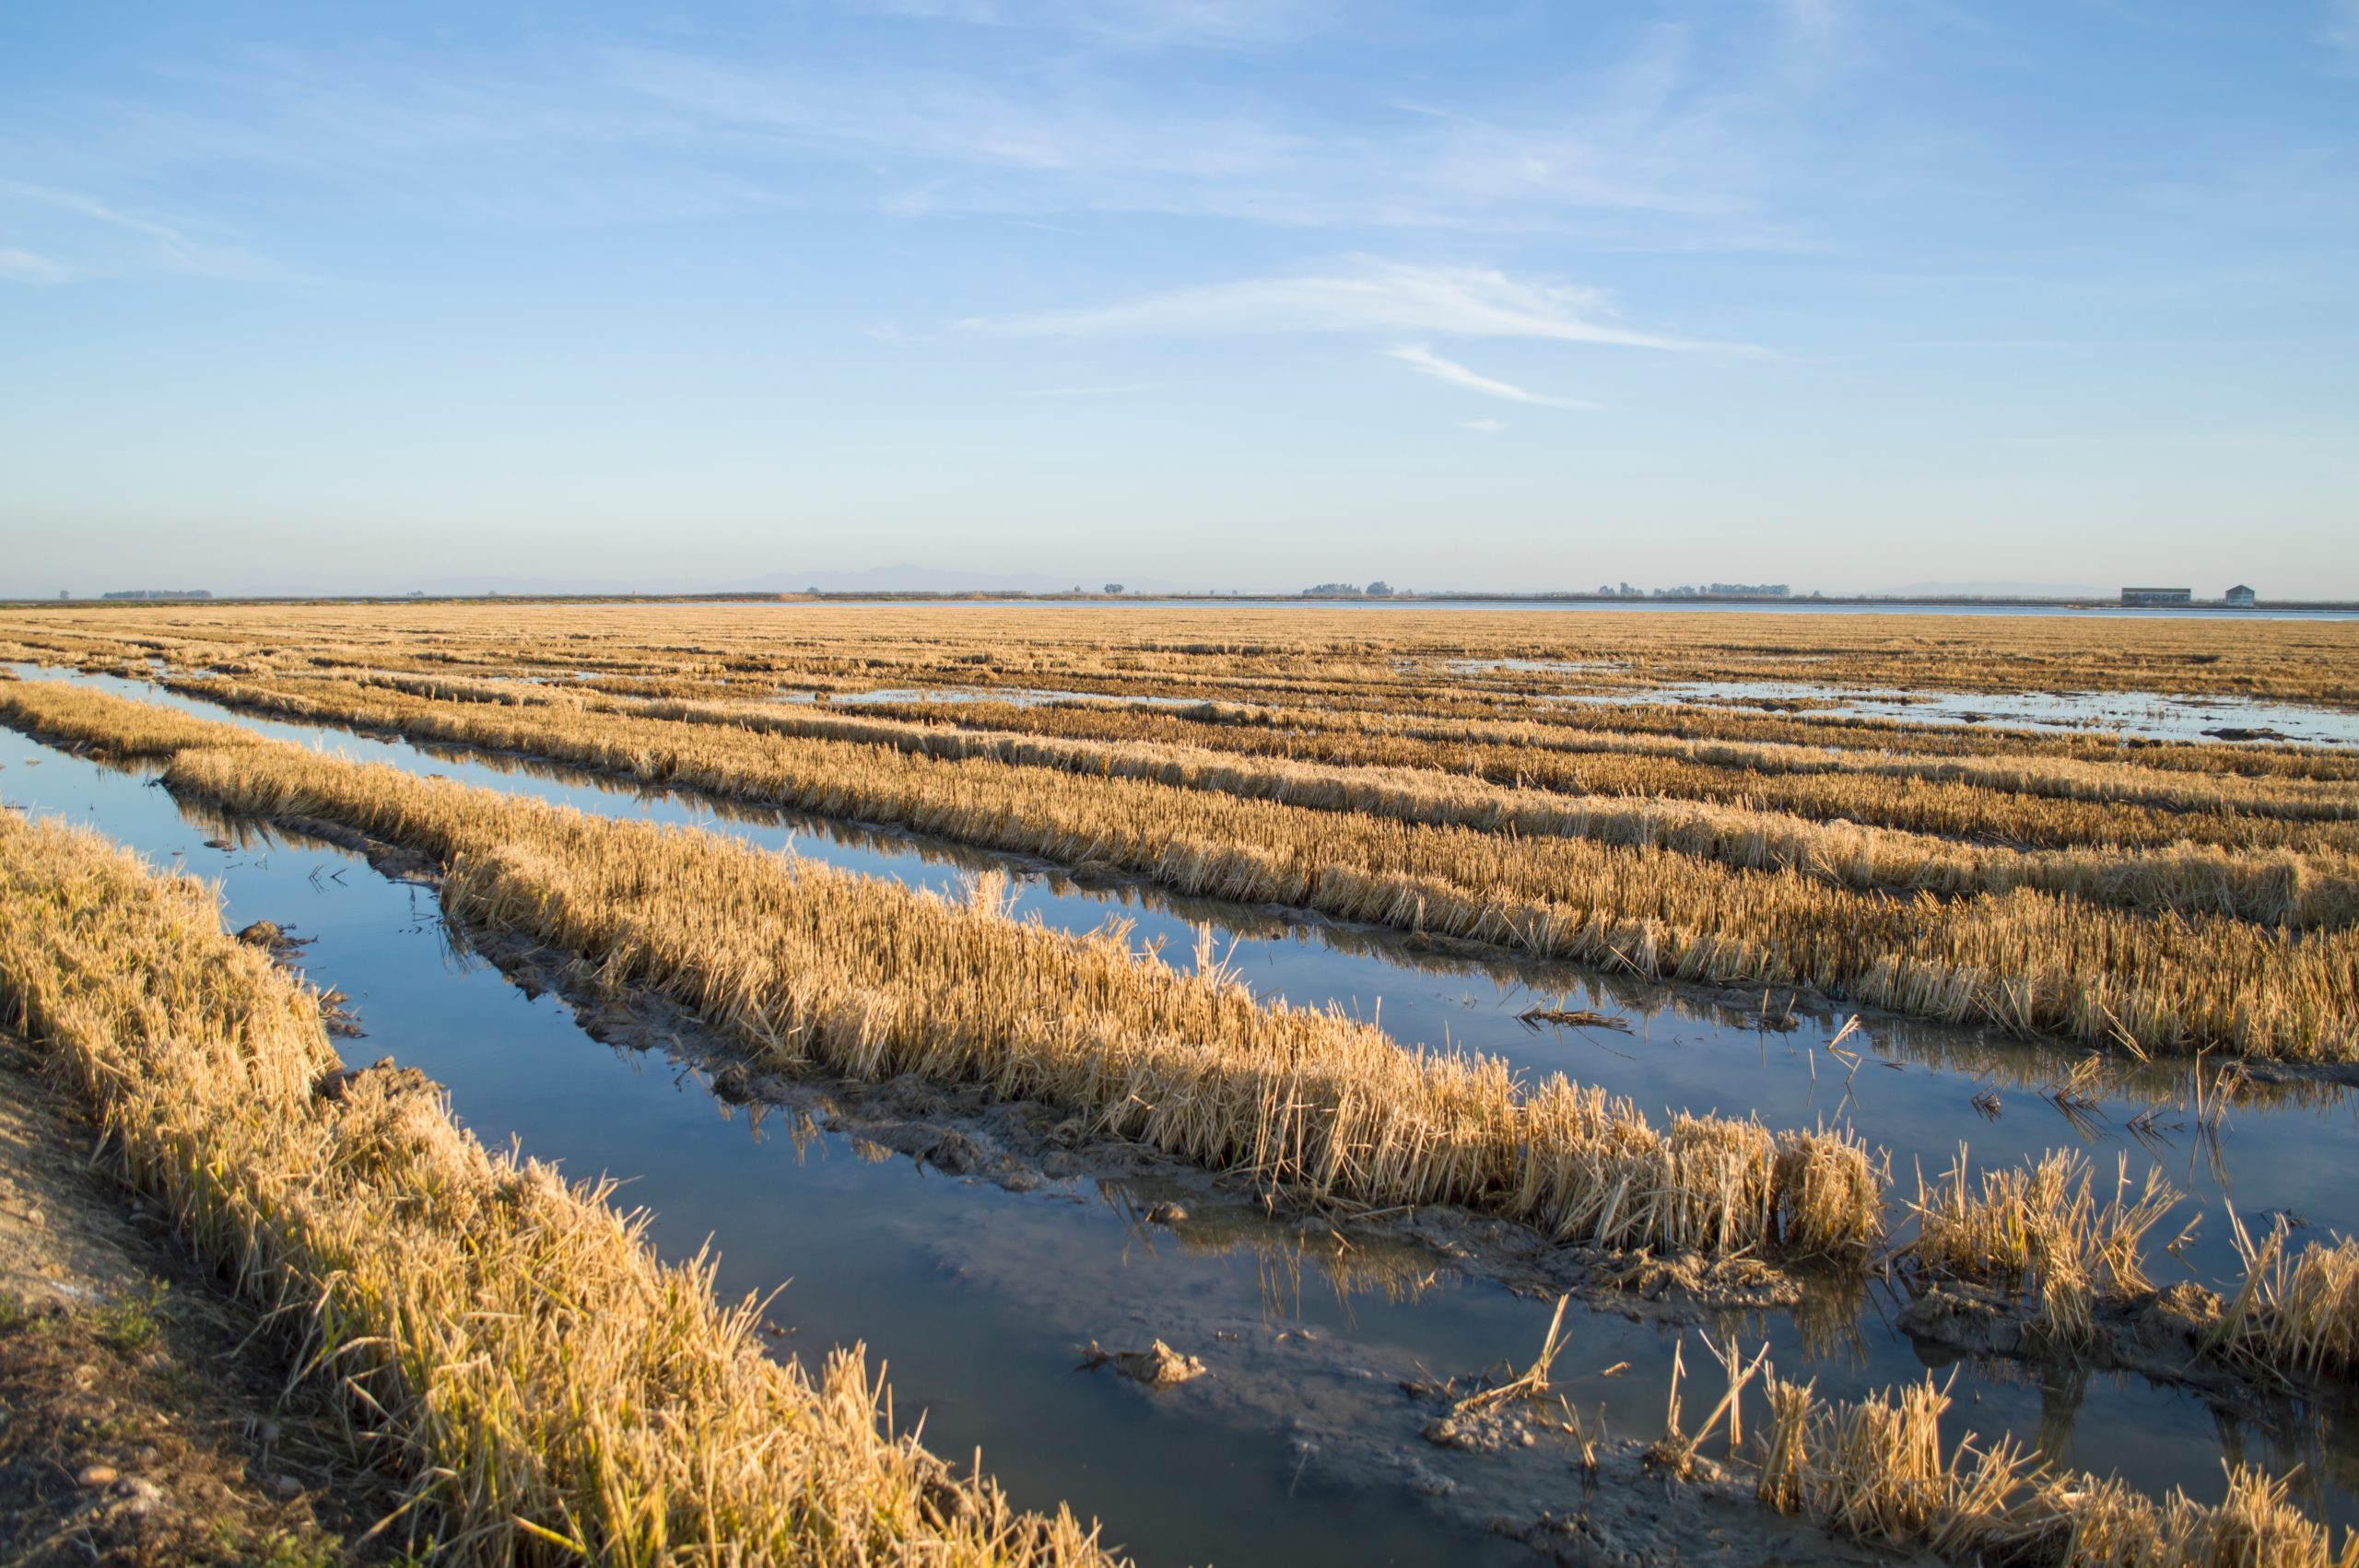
left=864, top=0, right=1334, bottom=51
left=6, top=183, right=179, bottom=242
left=599, top=17, right=1849, bottom=241
left=966, top=260, right=1748, bottom=351
left=602, top=50, right=1303, bottom=181
left=1385, top=344, right=1597, bottom=407
left=5, top=6, right=1846, bottom=251
left=591, top=23, right=1825, bottom=239
left=2330, top=0, right=2359, bottom=62
left=0, top=247, right=76, bottom=284
left=1459, top=417, right=1507, bottom=433
left=1027, top=381, right=1165, bottom=396
left=0, top=181, right=273, bottom=282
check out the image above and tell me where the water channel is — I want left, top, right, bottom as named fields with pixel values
left=4, top=663, right=2354, bottom=1559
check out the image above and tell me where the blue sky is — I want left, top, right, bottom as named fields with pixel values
left=3, top=1, right=2353, bottom=596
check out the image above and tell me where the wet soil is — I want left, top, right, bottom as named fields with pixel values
left=264, top=800, right=1812, bottom=1319
left=241, top=806, right=1916, bottom=1562
left=1897, top=1281, right=2359, bottom=1434
left=0, top=1033, right=406, bottom=1566
left=8, top=670, right=2358, bottom=1555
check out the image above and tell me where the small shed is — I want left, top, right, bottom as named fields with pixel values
left=2224, top=584, right=2257, bottom=607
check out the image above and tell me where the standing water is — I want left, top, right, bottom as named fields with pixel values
left=5, top=665, right=2356, bottom=1553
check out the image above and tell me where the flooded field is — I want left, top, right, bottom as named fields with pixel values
left=780, top=686, right=1211, bottom=709
left=780, top=670, right=2359, bottom=746
left=6, top=655, right=2359, bottom=1562
left=1530, top=680, right=2359, bottom=748
left=3, top=602, right=2357, bottom=1563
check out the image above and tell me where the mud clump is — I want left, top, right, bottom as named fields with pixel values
left=233, top=919, right=283, bottom=949
left=311, top=1057, right=430, bottom=1106
left=1079, top=1339, right=1205, bottom=1387
left=921, top=1129, right=987, bottom=1175
left=1605, top=1250, right=1776, bottom=1304
left=1421, top=1410, right=1536, bottom=1456
left=1517, top=1007, right=1630, bottom=1033
left=314, top=988, right=364, bottom=1038
left=235, top=919, right=315, bottom=959
left=2138, top=1281, right=2224, bottom=1357
left=1896, top=1277, right=2315, bottom=1422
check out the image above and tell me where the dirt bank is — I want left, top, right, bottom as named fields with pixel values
left=0, top=1032, right=401, bottom=1565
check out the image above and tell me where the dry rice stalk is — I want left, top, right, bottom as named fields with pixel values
left=1756, top=1372, right=2359, bottom=1566
left=18, top=679, right=2359, bottom=1396
left=1453, top=1294, right=1573, bottom=1414
left=0, top=682, right=1886, bottom=1260
left=1755, top=1375, right=1817, bottom=1514
left=0, top=808, right=1121, bottom=1566
left=196, top=666, right=2359, bottom=928
left=17, top=667, right=2353, bottom=1063
left=1907, top=1147, right=2179, bottom=1342
left=2211, top=1209, right=2359, bottom=1384
left=1645, top=1333, right=1769, bottom=1478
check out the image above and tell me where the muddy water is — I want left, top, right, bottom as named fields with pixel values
left=6, top=666, right=2359, bottom=1547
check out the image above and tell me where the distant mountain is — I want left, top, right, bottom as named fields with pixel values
left=1878, top=579, right=2109, bottom=600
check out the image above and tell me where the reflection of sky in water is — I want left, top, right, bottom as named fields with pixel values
left=22, top=666, right=2359, bottom=1280
left=1531, top=680, right=2359, bottom=747
left=1446, top=659, right=1626, bottom=674
left=6, top=663, right=2358, bottom=1544
left=777, top=685, right=1206, bottom=708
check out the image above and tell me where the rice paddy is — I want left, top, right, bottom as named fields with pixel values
left=9, top=606, right=2353, bottom=1063
left=0, top=808, right=1119, bottom=1566
left=1755, top=1372, right=2359, bottom=1564
left=0, top=675, right=1883, bottom=1261
left=2, top=600, right=2356, bottom=1565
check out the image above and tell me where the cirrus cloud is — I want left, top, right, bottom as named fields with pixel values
left=964, top=258, right=1751, bottom=351
left=1384, top=344, right=1599, bottom=408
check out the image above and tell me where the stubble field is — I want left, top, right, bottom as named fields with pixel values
left=1, top=599, right=2354, bottom=1566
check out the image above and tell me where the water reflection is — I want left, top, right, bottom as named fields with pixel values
left=346, top=727, right=2353, bottom=1126
left=1522, top=680, right=2359, bottom=748
left=779, top=685, right=1209, bottom=709
left=14, top=663, right=2357, bottom=1303
left=5, top=699, right=2359, bottom=1539
left=1097, top=1178, right=1449, bottom=1322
